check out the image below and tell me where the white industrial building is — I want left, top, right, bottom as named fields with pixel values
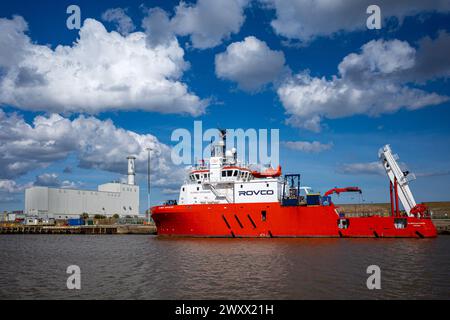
left=25, top=156, right=139, bottom=218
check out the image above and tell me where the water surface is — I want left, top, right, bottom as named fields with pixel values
left=0, top=235, right=449, bottom=299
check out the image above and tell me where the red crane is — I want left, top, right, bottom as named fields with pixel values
left=324, top=187, right=362, bottom=197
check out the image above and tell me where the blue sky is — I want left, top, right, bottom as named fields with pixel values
left=0, top=0, right=450, bottom=213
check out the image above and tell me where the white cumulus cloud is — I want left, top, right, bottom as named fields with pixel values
left=337, top=162, right=385, bottom=176
left=142, top=7, right=176, bottom=47
left=0, top=179, right=32, bottom=193
left=101, top=8, right=136, bottom=35
left=0, top=16, right=207, bottom=115
left=410, top=30, right=450, bottom=82
left=215, top=36, right=287, bottom=91
left=33, top=173, right=81, bottom=189
left=277, top=38, right=449, bottom=131
left=172, top=0, right=250, bottom=49
left=142, top=0, right=250, bottom=50
left=0, top=109, right=184, bottom=189
left=283, top=141, right=333, bottom=153
left=161, top=188, right=180, bottom=195
left=263, top=0, right=450, bottom=44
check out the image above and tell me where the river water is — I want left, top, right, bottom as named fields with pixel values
left=0, top=235, right=449, bottom=299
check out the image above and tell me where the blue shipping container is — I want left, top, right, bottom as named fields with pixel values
left=68, top=218, right=84, bottom=226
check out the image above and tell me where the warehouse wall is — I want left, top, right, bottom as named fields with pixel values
left=25, top=187, right=48, bottom=214
left=25, top=183, right=139, bottom=217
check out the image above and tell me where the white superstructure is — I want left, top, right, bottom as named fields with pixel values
left=25, top=157, right=139, bottom=218
left=178, top=131, right=282, bottom=205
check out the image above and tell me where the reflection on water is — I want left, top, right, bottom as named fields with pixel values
left=0, top=235, right=449, bottom=299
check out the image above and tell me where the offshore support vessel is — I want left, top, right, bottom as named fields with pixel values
left=152, top=133, right=437, bottom=238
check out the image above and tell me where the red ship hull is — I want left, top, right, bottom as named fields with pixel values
left=151, top=202, right=437, bottom=238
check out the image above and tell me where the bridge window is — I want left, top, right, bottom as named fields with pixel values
left=233, top=170, right=238, bottom=176
left=222, top=171, right=226, bottom=177
left=227, top=170, right=233, bottom=177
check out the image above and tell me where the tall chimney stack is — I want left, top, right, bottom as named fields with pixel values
left=127, top=156, right=136, bottom=185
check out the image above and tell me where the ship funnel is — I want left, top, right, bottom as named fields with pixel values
left=127, top=156, right=136, bottom=185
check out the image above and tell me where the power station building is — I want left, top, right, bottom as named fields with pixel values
left=25, top=157, right=139, bottom=218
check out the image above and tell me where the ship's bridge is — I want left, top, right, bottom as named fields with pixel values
left=188, top=166, right=253, bottom=184
left=180, top=159, right=280, bottom=205
left=176, top=129, right=282, bottom=205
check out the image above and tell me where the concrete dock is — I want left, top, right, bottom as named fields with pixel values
left=1, top=221, right=449, bottom=235
left=432, top=219, right=450, bottom=235
left=0, top=224, right=157, bottom=235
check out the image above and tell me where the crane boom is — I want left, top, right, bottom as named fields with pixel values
left=378, top=145, right=417, bottom=217
left=324, top=187, right=362, bottom=197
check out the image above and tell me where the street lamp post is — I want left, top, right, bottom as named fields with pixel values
left=146, top=147, right=153, bottom=224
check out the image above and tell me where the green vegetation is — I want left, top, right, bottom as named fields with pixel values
left=80, top=212, right=89, bottom=220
